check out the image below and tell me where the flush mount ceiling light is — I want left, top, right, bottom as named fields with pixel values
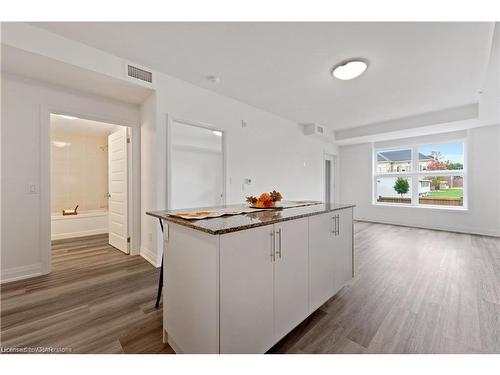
left=57, top=114, right=78, bottom=120
left=331, top=59, right=368, bottom=80
left=212, top=130, right=223, bottom=137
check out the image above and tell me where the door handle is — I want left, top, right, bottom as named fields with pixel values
left=276, top=228, right=282, bottom=259
left=331, top=216, right=336, bottom=235
left=270, top=230, right=276, bottom=262
left=336, top=214, right=340, bottom=235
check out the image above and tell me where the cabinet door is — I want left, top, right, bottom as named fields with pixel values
left=333, top=208, right=353, bottom=294
left=308, top=212, right=336, bottom=312
left=219, top=225, right=275, bottom=354
left=274, top=218, right=309, bottom=341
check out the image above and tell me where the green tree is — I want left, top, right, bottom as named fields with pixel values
left=393, top=177, right=410, bottom=197
left=445, top=161, right=463, bottom=170
left=431, top=177, right=443, bottom=191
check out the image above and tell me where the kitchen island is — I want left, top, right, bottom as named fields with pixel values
left=147, top=203, right=355, bottom=354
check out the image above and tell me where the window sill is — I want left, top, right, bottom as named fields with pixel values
left=373, top=203, right=468, bottom=212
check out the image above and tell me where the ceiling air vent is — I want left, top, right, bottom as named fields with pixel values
left=303, top=123, right=333, bottom=142
left=127, top=65, right=153, bottom=83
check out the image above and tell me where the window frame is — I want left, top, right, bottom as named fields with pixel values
left=372, top=139, right=467, bottom=210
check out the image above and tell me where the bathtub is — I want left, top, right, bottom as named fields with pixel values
left=51, top=209, right=108, bottom=240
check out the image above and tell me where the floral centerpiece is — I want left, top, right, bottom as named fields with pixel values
left=246, top=190, right=283, bottom=208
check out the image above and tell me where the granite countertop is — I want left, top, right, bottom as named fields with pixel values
left=146, top=203, right=355, bottom=235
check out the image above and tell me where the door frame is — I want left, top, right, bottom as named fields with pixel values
left=323, top=153, right=337, bottom=204
left=41, top=106, right=140, bottom=275
left=166, top=116, right=227, bottom=210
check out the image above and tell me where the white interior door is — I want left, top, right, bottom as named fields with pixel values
left=170, top=120, right=224, bottom=209
left=108, top=127, right=129, bottom=253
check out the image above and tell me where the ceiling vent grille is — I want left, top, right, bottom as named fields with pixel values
left=303, top=123, right=332, bottom=142
left=127, top=65, right=153, bottom=83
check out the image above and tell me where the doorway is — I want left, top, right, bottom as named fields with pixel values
left=50, top=114, right=131, bottom=254
left=324, top=154, right=337, bottom=204
left=169, top=119, right=225, bottom=209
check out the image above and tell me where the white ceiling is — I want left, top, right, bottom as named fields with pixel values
left=50, top=114, right=121, bottom=135
left=32, top=22, right=494, bottom=130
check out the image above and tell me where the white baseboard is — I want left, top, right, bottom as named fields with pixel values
left=355, top=217, right=500, bottom=237
left=51, top=228, right=108, bottom=240
left=1, top=263, right=44, bottom=284
left=140, top=246, right=161, bottom=268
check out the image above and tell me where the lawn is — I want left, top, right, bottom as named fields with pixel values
left=427, top=188, right=463, bottom=199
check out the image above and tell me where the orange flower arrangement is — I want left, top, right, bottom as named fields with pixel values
left=246, top=190, right=283, bottom=208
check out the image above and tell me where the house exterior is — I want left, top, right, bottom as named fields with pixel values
left=376, top=150, right=434, bottom=199
left=377, top=149, right=435, bottom=172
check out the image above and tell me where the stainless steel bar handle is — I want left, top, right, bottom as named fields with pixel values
left=277, top=228, right=282, bottom=259
left=336, top=214, right=340, bottom=235
left=331, top=216, right=336, bottom=234
left=270, top=230, right=275, bottom=261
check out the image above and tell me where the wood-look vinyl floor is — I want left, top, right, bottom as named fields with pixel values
left=1, top=223, right=499, bottom=354
left=0, top=234, right=173, bottom=354
left=270, top=221, right=500, bottom=354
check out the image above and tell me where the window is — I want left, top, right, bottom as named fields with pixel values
left=374, top=141, right=466, bottom=208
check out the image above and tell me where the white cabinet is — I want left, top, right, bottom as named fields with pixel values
left=162, top=206, right=353, bottom=354
left=273, top=218, right=309, bottom=342
left=219, top=218, right=309, bottom=353
left=333, top=208, right=353, bottom=295
left=219, top=225, right=275, bottom=354
left=309, top=212, right=336, bottom=312
left=309, top=208, right=353, bottom=312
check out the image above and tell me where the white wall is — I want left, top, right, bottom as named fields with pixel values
left=2, top=23, right=338, bottom=274
left=158, top=74, right=337, bottom=204
left=140, top=73, right=338, bottom=266
left=170, top=121, right=224, bottom=209
left=339, top=125, right=500, bottom=236
left=1, top=74, right=140, bottom=282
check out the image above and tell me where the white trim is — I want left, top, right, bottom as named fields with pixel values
left=40, top=106, right=52, bottom=276
left=323, top=153, right=336, bottom=204
left=1, top=263, right=43, bottom=284
left=372, top=203, right=469, bottom=212
left=356, top=218, right=499, bottom=238
left=140, top=246, right=161, bottom=268
left=40, top=106, right=141, bottom=277
left=373, top=139, right=467, bottom=209
left=51, top=229, right=108, bottom=240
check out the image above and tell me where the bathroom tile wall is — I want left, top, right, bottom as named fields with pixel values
left=51, top=130, right=109, bottom=213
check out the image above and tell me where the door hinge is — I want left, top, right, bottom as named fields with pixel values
left=127, top=137, right=131, bottom=143
left=127, top=237, right=131, bottom=243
